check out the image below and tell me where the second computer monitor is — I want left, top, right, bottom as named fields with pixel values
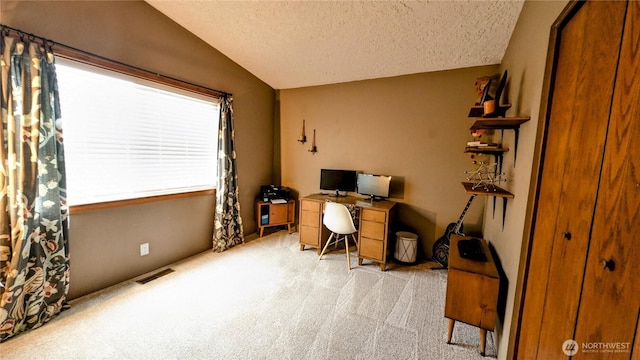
left=357, top=173, right=391, bottom=200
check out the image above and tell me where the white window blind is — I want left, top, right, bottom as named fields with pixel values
left=55, top=58, right=219, bottom=206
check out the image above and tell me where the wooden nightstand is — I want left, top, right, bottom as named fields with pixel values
left=444, top=235, right=499, bottom=356
left=255, top=199, right=295, bottom=237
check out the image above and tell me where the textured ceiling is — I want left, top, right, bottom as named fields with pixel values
left=146, top=1, right=525, bottom=90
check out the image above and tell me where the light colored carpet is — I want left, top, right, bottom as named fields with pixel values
left=0, top=231, right=496, bottom=359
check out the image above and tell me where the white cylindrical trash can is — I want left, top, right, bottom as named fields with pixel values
left=395, top=231, right=418, bottom=263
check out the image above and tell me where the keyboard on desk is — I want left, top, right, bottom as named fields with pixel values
left=355, top=200, right=372, bottom=207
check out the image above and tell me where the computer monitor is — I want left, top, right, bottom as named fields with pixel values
left=357, top=173, right=391, bottom=200
left=320, top=169, right=357, bottom=197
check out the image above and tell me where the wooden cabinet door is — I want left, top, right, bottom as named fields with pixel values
left=269, top=203, right=288, bottom=224
left=573, top=2, right=640, bottom=356
left=517, top=1, right=628, bottom=359
left=445, top=269, right=499, bottom=330
left=631, top=315, right=640, bottom=360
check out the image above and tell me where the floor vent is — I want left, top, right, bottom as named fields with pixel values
left=136, top=268, right=175, bottom=284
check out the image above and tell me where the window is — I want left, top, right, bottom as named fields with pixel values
left=55, top=58, right=219, bottom=206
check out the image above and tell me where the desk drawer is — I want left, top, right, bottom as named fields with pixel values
left=360, top=220, right=385, bottom=240
left=301, top=200, right=320, bottom=212
left=361, top=208, right=386, bottom=223
left=300, top=225, right=320, bottom=247
left=300, top=210, right=319, bottom=227
left=360, top=237, right=384, bottom=261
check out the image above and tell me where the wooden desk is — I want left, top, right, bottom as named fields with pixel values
left=444, top=235, right=499, bottom=356
left=299, top=194, right=396, bottom=271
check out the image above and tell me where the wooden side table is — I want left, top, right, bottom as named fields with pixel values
left=255, top=199, right=295, bottom=237
left=444, top=235, right=499, bottom=356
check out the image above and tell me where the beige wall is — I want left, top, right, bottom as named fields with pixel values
left=2, top=1, right=275, bottom=299
left=279, top=65, right=499, bottom=259
left=480, top=1, right=568, bottom=358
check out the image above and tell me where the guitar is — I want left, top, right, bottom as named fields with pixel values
left=432, top=194, right=476, bottom=268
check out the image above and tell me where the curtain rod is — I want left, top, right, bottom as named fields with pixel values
left=1, top=23, right=55, bottom=51
left=0, top=24, right=231, bottom=98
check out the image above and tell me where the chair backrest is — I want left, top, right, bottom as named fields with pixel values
left=323, top=202, right=357, bottom=235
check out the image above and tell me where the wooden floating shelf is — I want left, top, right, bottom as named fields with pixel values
left=464, top=147, right=508, bottom=178
left=462, top=182, right=514, bottom=198
left=464, top=147, right=509, bottom=154
left=470, top=117, right=531, bottom=130
left=468, top=104, right=512, bottom=117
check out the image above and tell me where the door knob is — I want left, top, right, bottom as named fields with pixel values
left=600, top=258, right=615, bottom=271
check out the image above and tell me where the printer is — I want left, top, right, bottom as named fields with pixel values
left=260, top=185, right=291, bottom=202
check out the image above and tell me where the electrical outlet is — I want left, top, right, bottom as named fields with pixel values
left=140, top=243, right=150, bottom=256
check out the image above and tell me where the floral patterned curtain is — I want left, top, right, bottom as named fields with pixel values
left=213, top=95, right=244, bottom=252
left=0, top=32, right=70, bottom=342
